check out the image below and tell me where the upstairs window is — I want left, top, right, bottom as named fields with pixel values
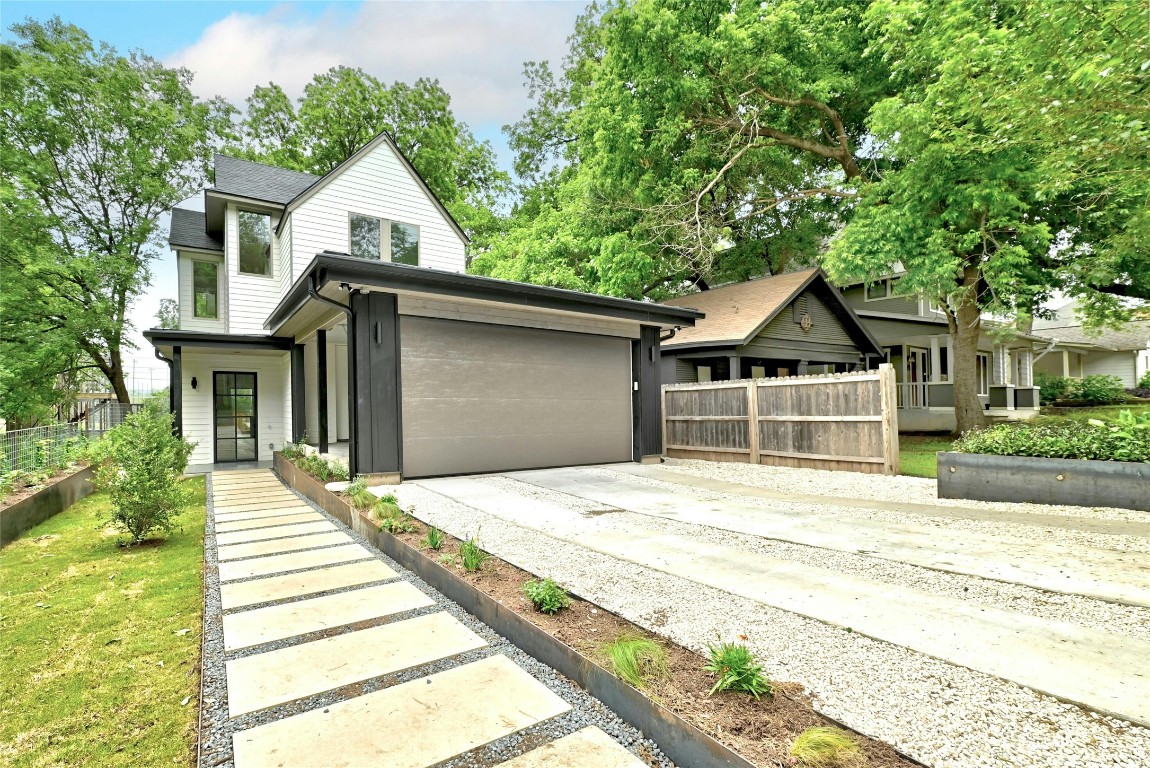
left=349, top=213, right=420, bottom=265
left=238, top=211, right=271, bottom=275
left=193, top=261, right=218, bottom=319
left=865, top=280, right=891, bottom=301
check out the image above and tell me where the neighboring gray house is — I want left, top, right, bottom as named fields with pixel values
left=659, top=269, right=885, bottom=382
left=145, top=132, right=700, bottom=478
left=1032, top=303, right=1150, bottom=387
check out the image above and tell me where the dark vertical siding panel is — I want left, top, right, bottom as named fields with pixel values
left=172, top=346, right=183, bottom=437
left=350, top=292, right=402, bottom=475
left=291, top=343, right=306, bottom=443
left=317, top=329, right=328, bottom=453
left=638, top=325, right=662, bottom=457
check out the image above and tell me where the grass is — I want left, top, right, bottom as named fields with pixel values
left=459, top=535, right=490, bottom=572
left=603, top=633, right=668, bottom=689
left=421, top=526, right=444, bottom=551
left=1035, top=403, right=1150, bottom=423
left=704, top=639, right=772, bottom=699
left=0, top=477, right=206, bottom=767
left=789, top=726, right=865, bottom=767
left=898, top=435, right=954, bottom=478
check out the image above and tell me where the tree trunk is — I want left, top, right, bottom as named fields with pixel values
left=949, top=267, right=988, bottom=435
left=109, top=358, right=131, bottom=404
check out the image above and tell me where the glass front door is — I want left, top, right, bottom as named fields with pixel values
left=214, top=372, right=257, bottom=462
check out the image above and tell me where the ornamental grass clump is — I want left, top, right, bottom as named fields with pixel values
left=603, top=633, right=668, bottom=689
left=344, top=477, right=376, bottom=510
left=523, top=578, right=571, bottom=615
left=789, top=726, right=866, bottom=767
left=459, top=534, right=490, bottom=572
left=704, top=638, right=772, bottom=699
left=421, top=525, right=445, bottom=550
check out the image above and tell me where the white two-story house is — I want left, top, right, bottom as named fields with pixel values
left=146, top=132, right=699, bottom=478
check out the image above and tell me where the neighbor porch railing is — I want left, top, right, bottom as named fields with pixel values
left=896, top=382, right=929, bottom=409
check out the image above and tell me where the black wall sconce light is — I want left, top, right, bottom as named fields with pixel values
left=191, top=376, right=198, bottom=390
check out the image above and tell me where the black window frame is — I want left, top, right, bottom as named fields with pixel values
left=213, top=371, right=259, bottom=463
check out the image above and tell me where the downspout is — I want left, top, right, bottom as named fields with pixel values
left=153, top=348, right=181, bottom=437
left=308, top=274, right=357, bottom=475
left=659, top=327, right=679, bottom=343
left=1033, top=337, right=1058, bottom=363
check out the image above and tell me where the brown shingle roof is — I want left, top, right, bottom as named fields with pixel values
left=661, top=269, right=820, bottom=348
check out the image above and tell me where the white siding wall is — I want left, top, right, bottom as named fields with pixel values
left=225, top=204, right=284, bottom=335
left=176, top=251, right=227, bottom=332
left=1083, top=350, right=1138, bottom=386
left=276, top=214, right=294, bottom=298
left=290, top=140, right=466, bottom=275
left=180, top=350, right=289, bottom=466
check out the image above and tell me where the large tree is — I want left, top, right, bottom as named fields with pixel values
left=236, top=68, right=510, bottom=251
left=1, top=18, right=229, bottom=409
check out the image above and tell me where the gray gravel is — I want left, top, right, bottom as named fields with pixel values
left=393, top=481, right=1150, bottom=768
left=198, top=473, right=672, bottom=768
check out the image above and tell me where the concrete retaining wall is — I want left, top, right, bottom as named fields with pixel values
left=937, top=452, right=1150, bottom=511
left=1, top=466, right=96, bottom=547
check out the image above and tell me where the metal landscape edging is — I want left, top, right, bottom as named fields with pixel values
left=273, top=452, right=758, bottom=768
left=0, top=465, right=96, bottom=547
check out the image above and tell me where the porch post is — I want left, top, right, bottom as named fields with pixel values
left=929, top=336, right=942, bottom=383
left=1017, top=348, right=1034, bottom=387
left=291, top=343, right=306, bottom=443
left=991, top=344, right=1007, bottom=386
left=317, top=329, right=328, bottom=454
left=1062, top=349, right=1071, bottom=378
left=171, top=346, right=183, bottom=438
left=349, top=292, right=402, bottom=481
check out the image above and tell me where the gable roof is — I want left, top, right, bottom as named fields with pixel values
left=168, top=208, right=222, bottom=252
left=212, top=155, right=319, bottom=204
left=661, top=268, right=883, bottom=356
left=1032, top=320, right=1150, bottom=352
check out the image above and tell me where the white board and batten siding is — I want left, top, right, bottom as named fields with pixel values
left=289, top=140, right=467, bottom=276
left=179, top=350, right=289, bottom=466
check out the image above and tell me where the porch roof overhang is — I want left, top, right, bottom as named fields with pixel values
left=264, top=251, right=704, bottom=336
left=143, top=329, right=294, bottom=357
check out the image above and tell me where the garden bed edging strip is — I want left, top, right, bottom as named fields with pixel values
left=274, top=452, right=757, bottom=768
left=937, top=452, right=1150, bottom=511
left=0, top=466, right=95, bottom=547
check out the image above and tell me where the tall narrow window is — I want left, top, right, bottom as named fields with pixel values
left=390, top=221, right=419, bottom=265
left=193, top=261, right=218, bottom=319
left=238, top=211, right=271, bottom=275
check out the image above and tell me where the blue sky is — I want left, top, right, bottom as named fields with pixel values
left=5, top=1, right=583, bottom=389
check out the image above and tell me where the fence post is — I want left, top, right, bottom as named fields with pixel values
left=746, top=380, right=760, bottom=465
left=879, top=363, right=900, bottom=475
left=660, top=385, right=669, bottom=459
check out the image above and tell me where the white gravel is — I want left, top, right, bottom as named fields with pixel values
left=392, top=482, right=1150, bottom=768
left=659, top=458, right=1150, bottom=524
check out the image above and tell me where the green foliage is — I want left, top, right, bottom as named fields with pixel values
left=294, top=452, right=349, bottom=482
left=155, top=299, right=179, bottom=330
left=421, top=526, right=445, bottom=551
left=90, top=406, right=194, bottom=544
left=704, top=639, right=772, bottom=699
left=343, top=477, right=376, bottom=511
left=375, top=500, right=418, bottom=535
left=1139, top=371, right=1150, bottom=390
left=789, top=727, right=865, bottom=768
left=603, top=633, right=668, bottom=690
left=459, top=534, right=490, bottom=572
left=1070, top=375, right=1125, bottom=405
left=955, top=410, right=1150, bottom=463
left=522, top=578, right=571, bottom=615
left=1035, top=373, right=1072, bottom=405
left=280, top=440, right=307, bottom=461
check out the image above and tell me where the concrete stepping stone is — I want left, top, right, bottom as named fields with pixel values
left=220, top=560, right=398, bottom=610
left=499, top=726, right=647, bottom=768
left=213, top=481, right=288, bottom=493
left=225, top=611, right=488, bottom=717
left=216, top=499, right=309, bottom=514
left=231, top=655, right=571, bottom=768
left=218, top=543, right=371, bottom=583
left=215, top=506, right=316, bottom=523
left=216, top=521, right=336, bottom=547
left=213, top=476, right=283, bottom=487
left=217, top=512, right=324, bottom=533
left=223, top=581, right=433, bottom=650
left=214, top=497, right=301, bottom=509
left=218, top=531, right=353, bottom=562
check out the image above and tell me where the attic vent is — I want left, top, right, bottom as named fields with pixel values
left=792, top=296, right=809, bottom=324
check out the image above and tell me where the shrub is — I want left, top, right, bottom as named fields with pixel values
left=1034, top=372, right=1071, bottom=405
left=459, top=534, right=490, bottom=572
left=421, top=526, right=444, bottom=550
left=1140, top=370, right=1150, bottom=390
left=523, top=578, right=571, bottom=615
left=603, top=634, right=668, bottom=689
left=295, top=452, right=349, bottom=482
left=92, top=406, right=194, bottom=544
left=704, top=639, right=772, bottom=699
left=343, top=477, right=376, bottom=510
left=954, top=411, right=1150, bottom=462
left=376, top=505, right=419, bottom=534
left=789, top=727, right=865, bottom=767
left=1069, top=374, right=1125, bottom=404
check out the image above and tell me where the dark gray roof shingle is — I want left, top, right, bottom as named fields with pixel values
left=168, top=208, right=222, bottom=252
left=212, top=154, right=319, bottom=204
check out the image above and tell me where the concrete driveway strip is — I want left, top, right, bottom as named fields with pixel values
left=507, top=467, right=1150, bottom=608
left=415, top=476, right=1150, bottom=728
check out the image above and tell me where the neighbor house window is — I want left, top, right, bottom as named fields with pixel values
left=238, top=211, right=271, bottom=275
left=976, top=353, right=990, bottom=395
left=349, top=213, right=420, bottom=265
left=865, top=280, right=891, bottom=301
left=193, top=261, right=218, bottom=319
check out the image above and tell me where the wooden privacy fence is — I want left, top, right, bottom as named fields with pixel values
left=662, top=365, right=899, bottom=474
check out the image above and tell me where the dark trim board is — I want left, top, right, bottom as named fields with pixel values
left=144, top=329, right=294, bottom=351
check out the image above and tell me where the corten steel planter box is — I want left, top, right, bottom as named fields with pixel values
left=273, top=452, right=757, bottom=768
left=937, top=452, right=1150, bottom=511
left=0, top=466, right=96, bottom=547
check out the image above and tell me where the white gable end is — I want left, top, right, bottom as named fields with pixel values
left=288, top=138, right=467, bottom=278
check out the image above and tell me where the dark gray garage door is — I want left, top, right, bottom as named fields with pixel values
left=400, top=316, right=633, bottom=477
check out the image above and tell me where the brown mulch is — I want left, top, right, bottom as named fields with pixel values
left=385, top=523, right=917, bottom=768
left=0, top=465, right=85, bottom=510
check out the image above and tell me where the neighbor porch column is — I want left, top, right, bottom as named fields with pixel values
left=349, top=292, right=402, bottom=481
left=991, top=344, right=1007, bottom=386
left=317, top=329, right=329, bottom=454
left=1016, top=348, right=1034, bottom=388
left=1062, top=349, right=1071, bottom=378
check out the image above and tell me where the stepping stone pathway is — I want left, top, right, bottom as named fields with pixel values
left=204, top=469, right=650, bottom=768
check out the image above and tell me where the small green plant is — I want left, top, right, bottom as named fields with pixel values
left=459, top=534, right=490, bottom=572
left=704, top=638, right=772, bottom=699
left=343, top=477, right=376, bottom=510
left=1139, top=370, right=1150, bottom=390
left=955, top=410, right=1150, bottom=462
left=1070, top=374, right=1125, bottom=404
left=603, top=633, right=668, bottom=689
left=789, top=726, right=865, bottom=767
left=439, top=552, right=457, bottom=566
left=422, top=526, right=445, bottom=550
left=523, top=578, right=571, bottom=614
left=1034, top=372, right=1071, bottom=405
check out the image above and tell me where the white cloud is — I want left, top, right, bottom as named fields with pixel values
left=166, top=1, right=584, bottom=126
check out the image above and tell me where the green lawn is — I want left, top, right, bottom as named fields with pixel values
left=0, top=477, right=205, bottom=768
left=899, top=435, right=955, bottom=478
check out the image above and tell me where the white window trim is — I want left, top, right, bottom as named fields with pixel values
left=348, top=211, right=421, bottom=265
left=863, top=279, right=892, bottom=302
left=236, top=210, right=275, bottom=279
left=191, top=258, right=222, bottom=320
left=976, top=352, right=990, bottom=396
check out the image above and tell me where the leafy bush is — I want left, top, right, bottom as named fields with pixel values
left=459, top=534, right=490, bottom=572
left=421, top=526, right=444, bottom=550
left=523, top=578, right=571, bottom=615
left=704, top=639, right=772, bottom=699
left=91, top=407, right=194, bottom=544
left=789, top=727, right=865, bottom=767
left=1034, top=372, right=1071, bottom=405
left=954, top=410, right=1150, bottom=462
left=603, top=634, right=668, bottom=689
left=294, top=452, right=349, bottom=482
left=1140, top=370, right=1150, bottom=390
left=1070, top=374, right=1125, bottom=404
left=376, top=503, right=419, bottom=534
left=343, top=477, right=376, bottom=510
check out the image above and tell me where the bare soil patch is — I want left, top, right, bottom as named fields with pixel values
left=0, top=465, right=85, bottom=510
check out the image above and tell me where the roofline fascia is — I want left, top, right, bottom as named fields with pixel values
left=204, top=188, right=290, bottom=210
left=265, top=252, right=703, bottom=333
left=169, top=244, right=224, bottom=256
left=143, top=329, right=294, bottom=351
